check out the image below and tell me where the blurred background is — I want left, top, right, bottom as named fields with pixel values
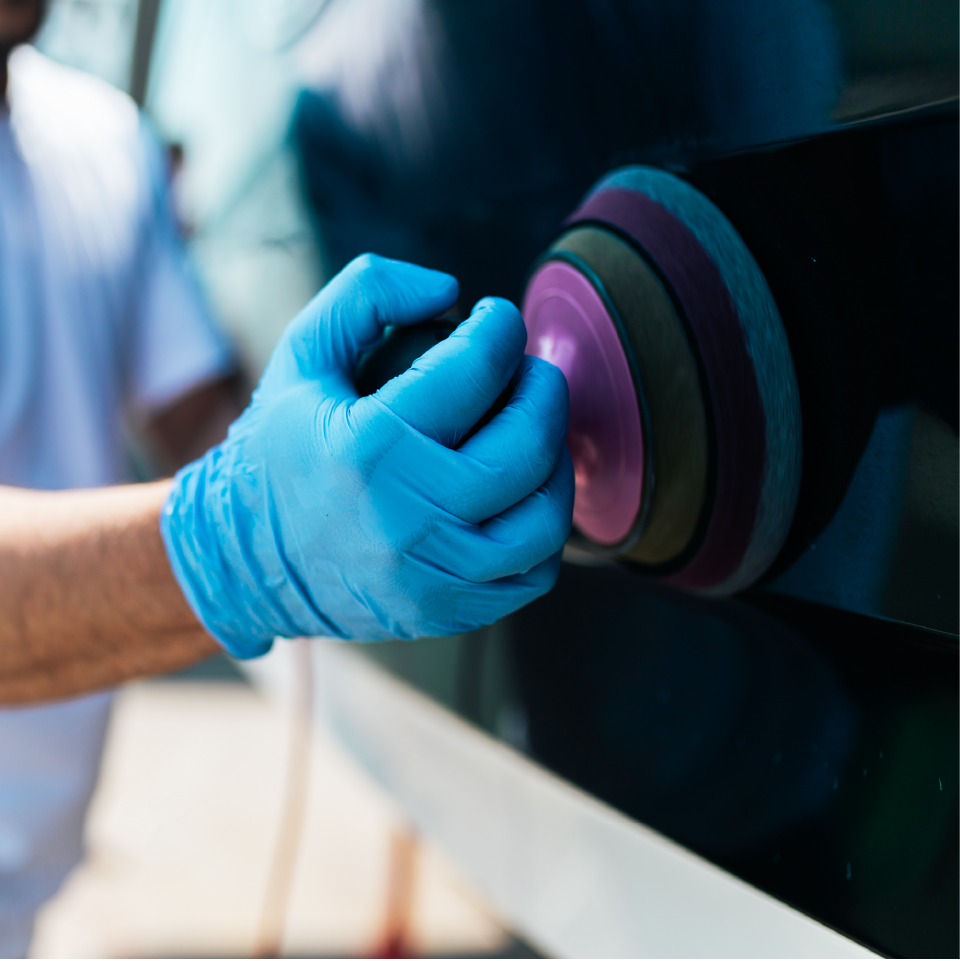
left=35, top=0, right=328, bottom=379
left=30, top=645, right=537, bottom=958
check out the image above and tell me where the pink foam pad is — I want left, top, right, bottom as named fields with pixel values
left=522, top=260, right=644, bottom=546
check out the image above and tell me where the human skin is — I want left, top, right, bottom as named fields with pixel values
left=0, top=369, right=240, bottom=705
left=0, top=374, right=243, bottom=704
left=0, top=323, right=242, bottom=703
left=0, top=0, right=44, bottom=98
left=0, top=480, right=220, bottom=704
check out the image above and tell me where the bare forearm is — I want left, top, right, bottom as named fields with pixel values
left=0, top=481, right=219, bottom=704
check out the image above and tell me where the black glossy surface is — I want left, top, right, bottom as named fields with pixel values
left=294, top=1, right=959, bottom=951
left=295, top=0, right=957, bottom=312
left=318, top=112, right=959, bottom=958
left=363, top=567, right=959, bottom=958
left=319, top=110, right=959, bottom=635
left=511, top=570, right=957, bottom=958
left=687, top=119, right=959, bottom=592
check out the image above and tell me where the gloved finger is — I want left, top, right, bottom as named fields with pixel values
left=373, top=296, right=526, bottom=448
left=412, top=447, right=574, bottom=583
left=448, top=355, right=570, bottom=523
left=277, top=253, right=459, bottom=385
left=355, top=358, right=567, bottom=526
left=410, top=548, right=564, bottom=637
left=496, top=547, right=564, bottom=600
left=477, top=446, right=574, bottom=578
left=463, top=548, right=565, bottom=612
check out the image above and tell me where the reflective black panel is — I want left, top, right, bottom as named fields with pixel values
left=298, top=103, right=959, bottom=635
left=292, top=1, right=959, bottom=952
left=294, top=0, right=958, bottom=312
left=363, top=570, right=958, bottom=958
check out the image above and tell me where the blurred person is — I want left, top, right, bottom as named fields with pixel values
left=0, top=2, right=572, bottom=956
left=0, top=1, right=242, bottom=953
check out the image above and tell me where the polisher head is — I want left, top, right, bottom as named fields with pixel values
left=523, top=166, right=802, bottom=595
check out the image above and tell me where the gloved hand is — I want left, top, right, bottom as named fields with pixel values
left=161, top=254, right=574, bottom=658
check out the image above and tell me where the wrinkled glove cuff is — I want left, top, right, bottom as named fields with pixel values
left=160, top=448, right=331, bottom=659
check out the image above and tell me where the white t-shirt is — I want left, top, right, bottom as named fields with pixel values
left=0, top=44, right=233, bottom=489
left=0, top=47, right=233, bottom=958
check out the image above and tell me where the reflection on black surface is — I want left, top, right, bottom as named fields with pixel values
left=363, top=565, right=959, bottom=957
left=293, top=0, right=957, bottom=307
left=294, top=2, right=959, bottom=627
left=508, top=566, right=958, bottom=957
left=294, top=1, right=958, bottom=952
left=688, top=120, right=959, bottom=586
left=508, top=569, right=857, bottom=856
left=294, top=0, right=847, bottom=309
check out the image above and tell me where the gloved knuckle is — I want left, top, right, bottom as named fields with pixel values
left=351, top=251, right=381, bottom=274
left=477, top=297, right=525, bottom=346
left=457, top=558, right=489, bottom=584
left=542, top=503, right=570, bottom=552
left=525, top=436, right=556, bottom=482
left=350, top=252, right=387, bottom=289
left=528, top=418, right=564, bottom=473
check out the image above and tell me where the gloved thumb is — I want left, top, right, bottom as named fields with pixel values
left=267, top=253, right=459, bottom=391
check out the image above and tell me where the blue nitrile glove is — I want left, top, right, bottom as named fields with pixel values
left=161, top=254, right=574, bottom=658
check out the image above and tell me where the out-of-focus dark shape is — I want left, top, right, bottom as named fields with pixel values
left=130, top=0, right=162, bottom=106
left=364, top=567, right=958, bottom=957
left=507, top=567, right=858, bottom=857
left=354, top=320, right=457, bottom=399
left=292, top=0, right=956, bottom=304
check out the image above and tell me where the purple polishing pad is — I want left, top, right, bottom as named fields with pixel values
left=567, top=188, right=766, bottom=590
left=522, top=260, right=644, bottom=546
